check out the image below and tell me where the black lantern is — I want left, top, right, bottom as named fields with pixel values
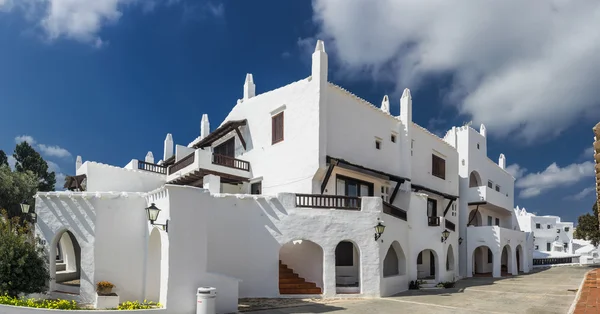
left=20, top=200, right=30, bottom=214
left=145, top=203, right=168, bottom=232
left=374, top=221, right=386, bottom=241
left=441, top=229, right=450, bottom=243
left=458, top=237, right=463, bottom=245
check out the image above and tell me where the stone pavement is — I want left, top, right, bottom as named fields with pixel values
left=573, top=268, right=600, bottom=314
left=245, top=266, right=593, bottom=314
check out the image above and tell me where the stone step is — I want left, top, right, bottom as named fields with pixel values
left=279, top=268, right=294, bottom=274
left=279, top=272, right=300, bottom=279
left=56, top=263, right=66, bottom=272
left=279, top=277, right=306, bottom=284
left=279, top=288, right=322, bottom=294
left=279, top=282, right=317, bottom=289
left=420, top=282, right=439, bottom=289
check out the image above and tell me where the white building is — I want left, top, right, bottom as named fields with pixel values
left=33, top=40, right=529, bottom=314
left=515, top=207, right=575, bottom=264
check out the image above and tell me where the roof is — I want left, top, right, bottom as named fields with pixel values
left=192, top=119, right=247, bottom=149
left=411, top=183, right=458, bottom=200
left=326, top=156, right=409, bottom=183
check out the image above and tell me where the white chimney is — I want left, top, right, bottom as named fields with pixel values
left=311, top=40, right=328, bottom=84
left=145, top=151, right=154, bottom=164
left=480, top=124, right=487, bottom=137
left=400, top=88, right=412, bottom=124
left=163, top=133, right=174, bottom=161
left=200, top=114, right=210, bottom=139
left=498, top=153, right=506, bottom=169
left=75, top=155, right=82, bottom=172
left=243, top=74, right=255, bottom=100
left=381, top=95, right=390, bottom=114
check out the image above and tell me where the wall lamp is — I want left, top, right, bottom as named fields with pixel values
left=374, top=221, right=386, bottom=241
left=441, top=229, right=450, bottom=243
left=20, top=200, right=37, bottom=223
left=145, top=203, right=168, bottom=232
left=458, top=237, right=463, bottom=245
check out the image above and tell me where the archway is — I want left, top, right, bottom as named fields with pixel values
left=416, top=249, right=438, bottom=280
left=51, top=230, right=81, bottom=293
left=279, top=240, right=323, bottom=295
left=501, top=245, right=513, bottom=276
left=472, top=245, right=493, bottom=276
left=469, top=171, right=482, bottom=187
left=446, top=245, right=455, bottom=271
left=145, top=228, right=163, bottom=302
left=467, top=209, right=483, bottom=226
left=383, top=241, right=407, bottom=277
left=516, top=245, right=524, bottom=273
left=335, top=241, right=360, bottom=294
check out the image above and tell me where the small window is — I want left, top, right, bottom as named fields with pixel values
left=487, top=248, right=493, bottom=263
left=565, top=227, right=570, bottom=232
left=250, top=182, right=262, bottom=195
left=477, top=143, right=480, bottom=149
left=431, top=154, right=446, bottom=180
left=536, top=223, right=541, bottom=229
left=564, top=243, right=569, bottom=250
left=391, top=134, right=396, bottom=143
left=556, top=229, right=560, bottom=233
left=547, top=225, right=551, bottom=229
left=495, top=218, right=500, bottom=226
left=546, top=243, right=551, bottom=251
left=487, top=180, right=493, bottom=188
left=271, top=112, right=284, bottom=144
left=495, top=184, right=500, bottom=192
left=534, top=245, right=539, bottom=250
left=417, top=252, right=423, bottom=264
left=487, top=216, right=493, bottom=226
left=411, top=140, right=414, bottom=156
left=427, top=198, right=438, bottom=217
left=375, top=140, right=381, bottom=150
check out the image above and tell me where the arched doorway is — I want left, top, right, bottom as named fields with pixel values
left=383, top=241, right=407, bottom=277
left=472, top=245, right=493, bottom=276
left=51, top=230, right=81, bottom=293
left=469, top=171, right=482, bottom=187
left=417, top=249, right=438, bottom=280
left=501, top=245, right=513, bottom=276
left=467, top=209, right=483, bottom=226
left=516, top=245, right=524, bottom=273
left=335, top=241, right=360, bottom=294
left=446, top=245, right=455, bottom=272
left=279, top=240, right=323, bottom=295
left=145, top=228, right=163, bottom=302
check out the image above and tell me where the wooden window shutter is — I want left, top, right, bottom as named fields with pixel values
left=272, top=112, right=284, bottom=144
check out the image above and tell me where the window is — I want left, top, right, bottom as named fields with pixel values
left=271, top=112, right=284, bottom=144
left=427, top=198, right=437, bottom=217
left=432, top=154, right=446, bottom=179
left=487, top=248, right=493, bottom=263
left=495, top=218, right=500, bottom=226
left=451, top=203, right=457, bottom=217
left=556, top=229, right=560, bottom=233
left=487, top=180, right=493, bottom=188
left=250, top=182, right=262, bottom=195
left=214, top=137, right=235, bottom=157
left=547, top=225, right=551, bottom=229
left=487, top=216, right=493, bottom=226
left=565, top=227, right=570, bottom=232
left=336, top=175, right=373, bottom=197
left=495, top=184, right=500, bottom=192
left=536, top=223, right=541, bottom=229
left=391, top=134, right=396, bottom=143
left=534, top=245, right=539, bottom=250
left=564, top=243, right=569, bottom=250
left=381, top=186, right=390, bottom=202
left=417, top=252, right=423, bottom=264
left=375, top=140, right=381, bottom=150
left=477, top=143, right=480, bottom=149
left=546, top=243, right=551, bottom=251
left=411, top=140, right=414, bottom=156
left=335, top=241, right=354, bottom=266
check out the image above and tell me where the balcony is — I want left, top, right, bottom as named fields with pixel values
left=167, top=149, right=251, bottom=186
left=467, top=186, right=512, bottom=213
left=296, top=194, right=361, bottom=210
left=428, top=216, right=440, bottom=227
left=467, top=225, right=526, bottom=247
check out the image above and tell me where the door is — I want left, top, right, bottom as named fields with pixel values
left=214, top=138, right=235, bottom=167
left=430, top=251, right=436, bottom=277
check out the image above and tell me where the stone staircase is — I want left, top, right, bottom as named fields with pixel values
left=419, top=279, right=441, bottom=289
left=279, top=260, right=321, bottom=295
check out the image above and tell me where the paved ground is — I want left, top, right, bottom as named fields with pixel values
left=247, top=266, right=595, bottom=314
left=573, top=268, right=600, bottom=313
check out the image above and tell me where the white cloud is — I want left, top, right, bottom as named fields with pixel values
left=47, top=160, right=66, bottom=189
left=15, top=135, right=36, bottom=145
left=310, top=0, right=600, bottom=142
left=516, top=161, right=595, bottom=198
left=506, top=164, right=527, bottom=179
left=566, top=187, right=596, bottom=201
left=583, top=146, right=595, bottom=158
left=37, top=144, right=71, bottom=158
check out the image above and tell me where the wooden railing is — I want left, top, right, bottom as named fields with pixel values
left=168, top=152, right=195, bottom=175
left=137, top=160, right=167, bottom=174
left=445, top=219, right=456, bottom=232
left=428, top=216, right=440, bottom=227
left=533, top=257, right=573, bottom=266
left=295, top=194, right=361, bottom=210
left=383, top=202, right=407, bottom=221
left=212, top=154, right=250, bottom=171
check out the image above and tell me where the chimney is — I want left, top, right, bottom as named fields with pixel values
left=381, top=95, right=390, bottom=114
left=201, top=114, right=210, bottom=139
left=243, top=74, right=255, bottom=100
left=480, top=124, right=487, bottom=137
left=75, top=155, right=82, bottom=172
left=145, top=151, right=154, bottom=164
left=163, top=133, right=174, bottom=161
left=400, top=88, right=412, bottom=125
left=499, top=153, right=506, bottom=169
left=311, top=40, right=328, bottom=84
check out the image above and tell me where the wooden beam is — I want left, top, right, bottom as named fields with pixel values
left=466, top=204, right=480, bottom=226
left=443, top=199, right=454, bottom=217
left=235, top=127, right=247, bottom=150
left=320, top=160, right=338, bottom=194
left=389, top=181, right=402, bottom=204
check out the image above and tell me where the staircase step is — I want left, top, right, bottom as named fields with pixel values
left=279, top=272, right=299, bottom=279
left=280, top=283, right=317, bottom=289
left=280, top=288, right=322, bottom=294
left=279, top=278, right=305, bottom=284
left=56, top=263, right=66, bottom=272
left=279, top=268, right=294, bottom=273
left=420, top=283, right=438, bottom=288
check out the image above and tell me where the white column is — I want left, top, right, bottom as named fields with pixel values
left=203, top=174, right=220, bottom=194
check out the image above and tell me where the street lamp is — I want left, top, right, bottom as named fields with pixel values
left=441, top=229, right=450, bottom=243
left=145, top=203, right=168, bottom=232
left=20, top=200, right=36, bottom=223
left=458, top=237, right=463, bottom=245
left=374, top=221, right=386, bottom=241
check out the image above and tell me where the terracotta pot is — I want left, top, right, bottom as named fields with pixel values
left=97, top=287, right=112, bottom=295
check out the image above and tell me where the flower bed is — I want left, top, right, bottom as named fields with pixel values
left=0, top=295, right=79, bottom=310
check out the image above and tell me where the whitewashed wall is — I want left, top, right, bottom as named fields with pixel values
left=77, top=162, right=166, bottom=193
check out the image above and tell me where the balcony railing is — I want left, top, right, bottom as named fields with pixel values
left=168, top=152, right=195, bottom=175
left=445, top=219, right=456, bottom=232
left=428, top=216, right=440, bottom=227
left=212, top=154, right=250, bottom=171
left=533, top=257, right=573, bottom=265
left=137, top=160, right=168, bottom=174
left=295, top=194, right=361, bottom=210
left=383, top=201, right=407, bottom=221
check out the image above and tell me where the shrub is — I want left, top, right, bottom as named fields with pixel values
left=436, top=281, right=456, bottom=288
left=0, top=294, right=80, bottom=310
left=118, top=300, right=162, bottom=310
left=97, top=281, right=115, bottom=291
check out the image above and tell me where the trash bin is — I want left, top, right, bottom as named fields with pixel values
left=196, top=287, right=217, bottom=314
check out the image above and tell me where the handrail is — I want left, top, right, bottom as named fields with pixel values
left=168, top=152, right=195, bottom=175
left=212, top=154, right=250, bottom=171
left=137, top=160, right=167, bottom=174
left=428, top=216, right=440, bottom=226
left=295, top=194, right=361, bottom=210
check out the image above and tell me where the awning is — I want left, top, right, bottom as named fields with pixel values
left=411, top=183, right=458, bottom=200
left=64, top=174, right=87, bottom=191
left=192, top=119, right=247, bottom=149
left=325, top=156, right=409, bottom=183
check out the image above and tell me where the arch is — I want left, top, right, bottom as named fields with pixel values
left=468, top=209, right=483, bottom=226
left=383, top=241, right=406, bottom=277
left=469, top=171, right=482, bottom=187
left=471, top=245, right=493, bottom=276
left=501, top=245, right=513, bottom=276
left=516, top=244, right=524, bottom=273
left=335, top=240, right=361, bottom=294
left=279, top=239, right=324, bottom=295
left=446, top=245, right=455, bottom=271
left=416, top=249, right=439, bottom=281
left=50, top=229, right=81, bottom=294
left=145, top=228, right=163, bottom=302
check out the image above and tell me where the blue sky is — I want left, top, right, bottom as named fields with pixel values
left=0, top=0, right=598, bottom=223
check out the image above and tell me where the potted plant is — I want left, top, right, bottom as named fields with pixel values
left=96, top=281, right=115, bottom=295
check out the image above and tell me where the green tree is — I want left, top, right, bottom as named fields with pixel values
left=0, top=209, right=50, bottom=297
left=0, top=165, right=38, bottom=218
left=574, top=203, right=600, bottom=246
left=13, top=142, right=56, bottom=192
left=0, top=150, right=7, bottom=167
